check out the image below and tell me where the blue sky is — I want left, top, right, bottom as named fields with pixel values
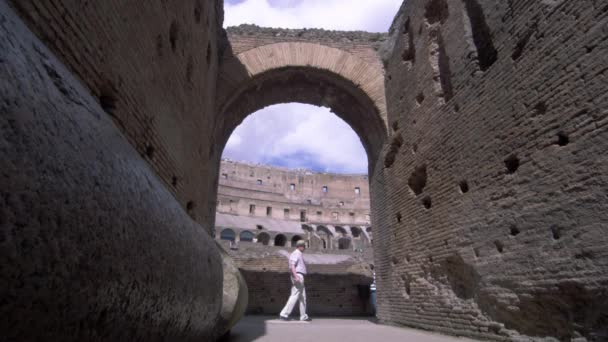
left=221, top=0, right=402, bottom=174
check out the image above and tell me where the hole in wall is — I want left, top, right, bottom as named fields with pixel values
left=403, top=17, right=410, bottom=34
left=425, top=0, right=450, bottom=25
left=171, top=176, right=178, bottom=187
left=454, top=103, right=460, bottom=112
left=99, top=93, right=117, bottom=115
left=391, top=120, right=399, bottom=132
left=408, top=165, right=428, bottom=195
left=459, top=180, right=469, bottom=194
left=551, top=226, right=561, bottom=240
left=422, top=196, right=432, bottom=209
left=169, top=21, right=179, bottom=53
left=145, top=145, right=155, bottom=159
left=510, top=225, right=520, bottom=236
left=194, top=0, right=202, bottom=24
left=416, top=92, right=425, bottom=105
left=533, top=102, right=547, bottom=116
left=474, top=247, right=481, bottom=258
left=437, top=33, right=454, bottom=101
left=391, top=256, right=400, bottom=265
left=402, top=17, right=416, bottom=64
left=406, top=254, right=411, bottom=262
left=396, top=212, right=402, bottom=223
left=412, top=143, right=418, bottom=154
left=462, top=0, right=498, bottom=71
left=206, top=43, right=212, bottom=65
left=557, top=132, right=570, bottom=146
left=418, top=23, right=423, bottom=35
left=504, top=154, right=520, bottom=174
left=384, top=134, right=404, bottom=168
left=512, top=22, right=537, bottom=60
left=428, top=255, right=434, bottom=262
left=494, top=240, right=504, bottom=253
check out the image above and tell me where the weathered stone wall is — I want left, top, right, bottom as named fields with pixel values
left=222, top=243, right=374, bottom=316
left=8, top=0, right=224, bottom=233
left=218, top=159, right=371, bottom=225
left=217, top=26, right=389, bottom=172
left=225, top=24, right=387, bottom=67
left=0, top=1, right=223, bottom=340
left=375, top=0, right=608, bottom=340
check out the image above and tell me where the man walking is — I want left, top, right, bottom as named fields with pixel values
left=279, top=240, right=311, bottom=321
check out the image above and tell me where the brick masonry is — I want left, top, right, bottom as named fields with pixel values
left=2, top=0, right=608, bottom=341
left=375, top=0, right=608, bottom=340
left=222, top=242, right=374, bottom=317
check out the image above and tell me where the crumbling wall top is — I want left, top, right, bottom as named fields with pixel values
left=226, top=24, right=388, bottom=49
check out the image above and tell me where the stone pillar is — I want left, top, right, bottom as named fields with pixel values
left=0, top=3, right=222, bottom=340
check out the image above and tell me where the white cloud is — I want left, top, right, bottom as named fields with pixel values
left=222, top=104, right=368, bottom=174
left=224, top=0, right=403, bottom=32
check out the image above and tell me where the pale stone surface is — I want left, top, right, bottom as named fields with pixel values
left=226, top=316, right=477, bottom=342
left=218, top=244, right=249, bottom=336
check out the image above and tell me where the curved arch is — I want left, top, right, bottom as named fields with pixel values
left=316, top=225, right=333, bottom=237
left=257, top=232, right=270, bottom=246
left=274, top=234, right=287, bottom=247
left=335, top=226, right=347, bottom=236
left=217, top=42, right=388, bottom=174
left=350, top=226, right=362, bottom=238
left=338, top=237, right=352, bottom=250
left=240, top=230, right=254, bottom=242
left=220, top=228, right=236, bottom=242
left=291, top=235, right=303, bottom=247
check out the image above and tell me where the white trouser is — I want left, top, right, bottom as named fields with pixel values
left=279, top=273, right=308, bottom=320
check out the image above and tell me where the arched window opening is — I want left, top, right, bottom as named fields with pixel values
left=220, top=229, right=235, bottom=242
left=274, top=234, right=287, bottom=247
left=351, top=226, right=362, bottom=238
left=338, top=237, right=351, bottom=250
left=291, top=235, right=303, bottom=247
left=335, top=226, right=347, bottom=236
left=240, top=230, right=254, bottom=242
left=257, top=232, right=270, bottom=246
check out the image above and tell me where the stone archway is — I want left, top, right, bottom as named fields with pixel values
left=216, top=42, right=389, bottom=175
left=274, top=234, right=287, bottom=247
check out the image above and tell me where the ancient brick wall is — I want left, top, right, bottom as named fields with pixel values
left=0, top=1, right=223, bottom=340
left=375, top=0, right=608, bottom=341
left=218, top=160, right=371, bottom=225
left=8, top=0, right=224, bottom=233
left=223, top=244, right=374, bottom=316
left=225, top=24, right=387, bottom=68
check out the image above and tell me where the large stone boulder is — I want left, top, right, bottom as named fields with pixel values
left=216, top=243, right=249, bottom=338
left=0, top=3, right=223, bottom=341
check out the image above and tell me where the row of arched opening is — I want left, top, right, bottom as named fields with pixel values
left=219, top=228, right=302, bottom=247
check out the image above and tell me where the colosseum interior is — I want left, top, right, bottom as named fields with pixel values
left=215, top=159, right=375, bottom=316
left=1, top=0, right=607, bottom=341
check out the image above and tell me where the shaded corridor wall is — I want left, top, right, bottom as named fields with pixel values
left=0, top=1, right=223, bottom=340
left=8, top=0, right=225, bottom=233
left=374, top=0, right=608, bottom=341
